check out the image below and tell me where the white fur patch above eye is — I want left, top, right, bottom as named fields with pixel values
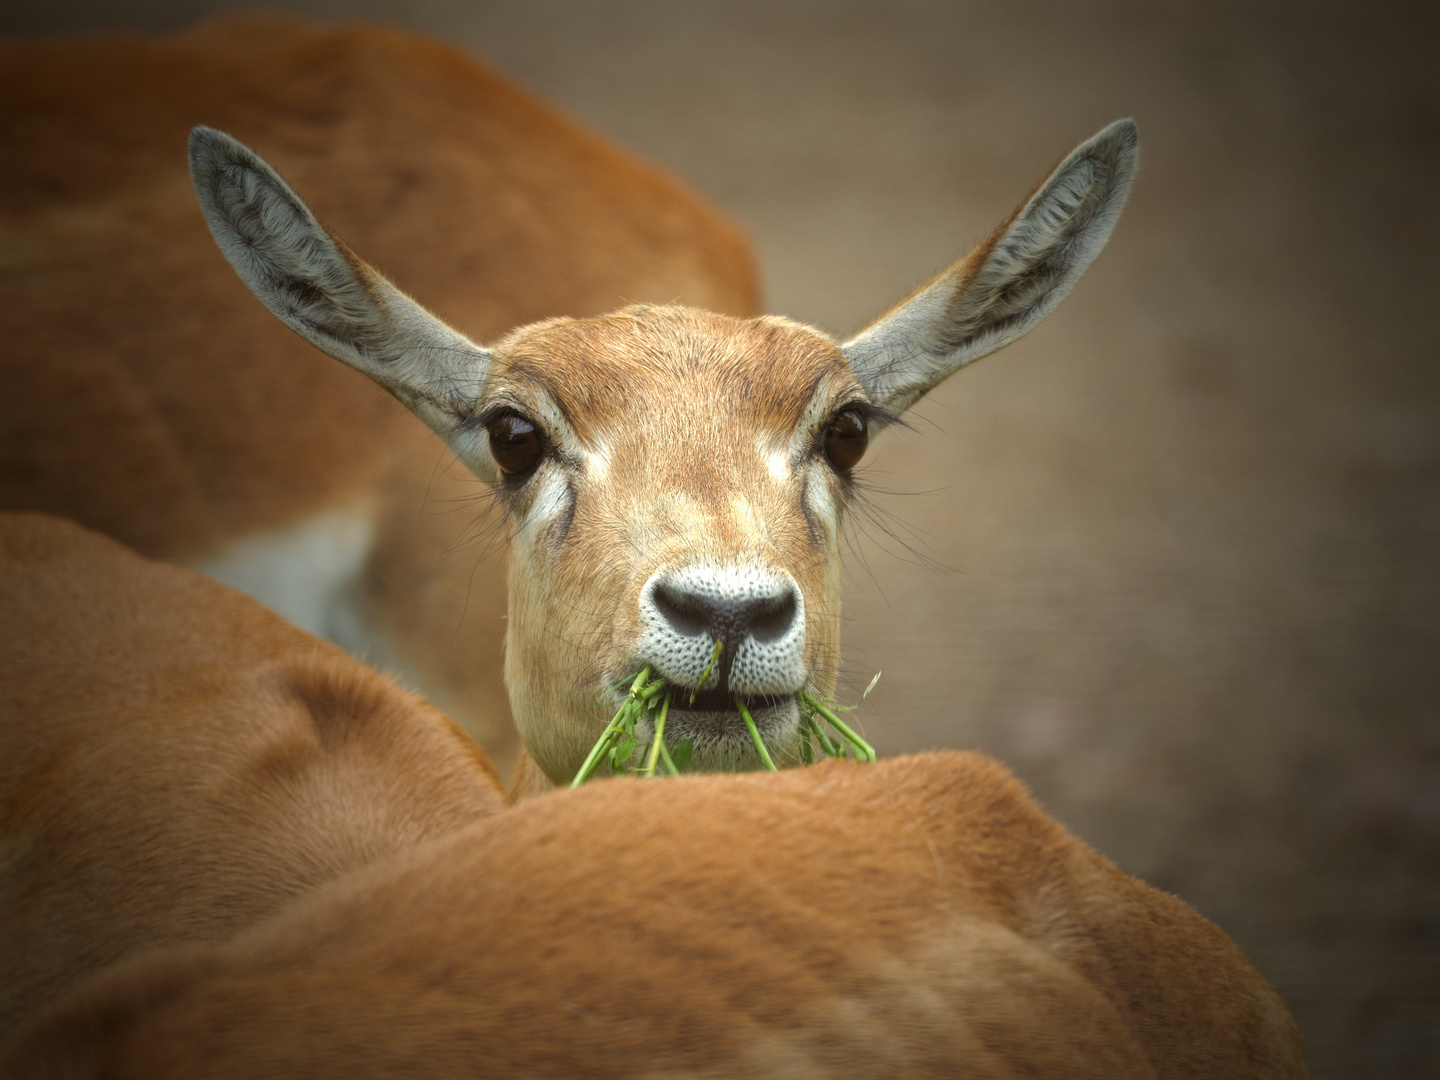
left=766, top=450, right=789, bottom=482
left=584, top=442, right=612, bottom=479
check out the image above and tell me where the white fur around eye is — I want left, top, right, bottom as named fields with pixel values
left=803, top=466, right=839, bottom=543
left=512, top=468, right=570, bottom=551
left=585, top=441, right=612, bottom=479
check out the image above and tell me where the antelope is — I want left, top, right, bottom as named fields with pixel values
left=0, top=511, right=504, bottom=1043
left=188, top=115, right=1140, bottom=795
left=0, top=16, right=759, bottom=775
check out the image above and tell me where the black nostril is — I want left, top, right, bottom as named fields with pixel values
left=651, top=581, right=799, bottom=645
left=651, top=582, right=713, bottom=637
left=746, top=590, right=798, bottom=643
left=649, top=578, right=801, bottom=697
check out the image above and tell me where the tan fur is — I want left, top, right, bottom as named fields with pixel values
left=0, top=512, right=504, bottom=1042
left=1, top=753, right=1307, bottom=1078
left=0, top=15, right=761, bottom=770
left=488, top=306, right=860, bottom=782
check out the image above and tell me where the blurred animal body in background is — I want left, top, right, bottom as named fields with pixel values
left=0, top=15, right=761, bottom=775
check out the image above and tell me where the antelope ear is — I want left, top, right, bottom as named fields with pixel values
left=188, top=127, right=497, bottom=476
left=842, top=119, right=1138, bottom=414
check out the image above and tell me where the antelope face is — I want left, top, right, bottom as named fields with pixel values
left=191, top=117, right=1137, bottom=783
left=479, top=307, right=876, bottom=778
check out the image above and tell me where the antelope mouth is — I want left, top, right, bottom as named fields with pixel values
left=601, top=676, right=802, bottom=771
left=664, top=692, right=793, bottom=735
left=655, top=691, right=800, bottom=768
left=671, top=685, right=776, bottom=715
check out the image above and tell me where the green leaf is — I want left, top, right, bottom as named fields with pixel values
left=612, top=733, right=637, bottom=764
left=671, top=738, right=694, bottom=772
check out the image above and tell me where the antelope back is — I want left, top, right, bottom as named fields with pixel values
left=2, top=753, right=1306, bottom=1078
left=0, top=512, right=503, bottom=1042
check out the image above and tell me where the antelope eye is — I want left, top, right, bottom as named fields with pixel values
left=486, top=412, right=543, bottom=477
left=823, top=408, right=868, bottom=472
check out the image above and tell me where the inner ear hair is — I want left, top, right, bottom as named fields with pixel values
left=188, top=125, right=493, bottom=444
left=841, top=118, right=1138, bottom=414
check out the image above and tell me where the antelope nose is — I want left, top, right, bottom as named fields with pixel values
left=651, top=581, right=799, bottom=647
left=637, top=565, right=807, bottom=697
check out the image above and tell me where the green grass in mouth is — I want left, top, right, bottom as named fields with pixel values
left=570, top=648, right=878, bottom=788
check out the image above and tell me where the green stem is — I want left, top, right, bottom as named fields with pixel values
left=805, top=712, right=842, bottom=758
left=627, top=667, right=654, bottom=697
left=736, top=698, right=779, bottom=771
left=572, top=668, right=651, bottom=787
left=571, top=714, right=624, bottom=787
left=657, top=738, right=682, bottom=777
left=799, top=691, right=877, bottom=763
left=642, top=691, right=672, bottom=777
left=690, top=639, right=724, bottom=705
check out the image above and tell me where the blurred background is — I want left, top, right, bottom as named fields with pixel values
left=4, top=1, right=1436, bottom=1075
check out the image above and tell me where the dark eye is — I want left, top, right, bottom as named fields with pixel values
left=487, top=411, right=543, bottom=477
left=823, top=408, right=868, bottom=472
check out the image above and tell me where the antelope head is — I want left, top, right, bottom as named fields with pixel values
left=190, top=119, right=1136, bottom=783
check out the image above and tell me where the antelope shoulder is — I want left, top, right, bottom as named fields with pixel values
left=0, top=511, right=503, bottom=1043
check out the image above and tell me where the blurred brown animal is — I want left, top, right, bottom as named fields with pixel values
left=0, top=15, right=760, bottom=775
left=2, top=750, right=1306, bottom=1078
left=0, top=512, right=504, bottom=1044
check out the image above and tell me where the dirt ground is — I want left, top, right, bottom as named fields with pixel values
left=5, top=1, right=1437, bottom=1075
